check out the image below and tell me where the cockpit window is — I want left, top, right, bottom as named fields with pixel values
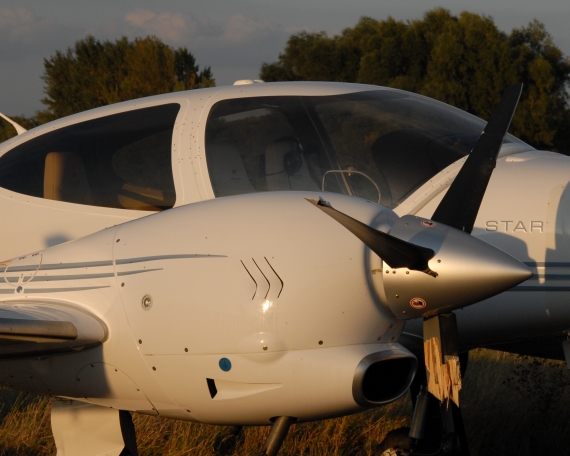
left=0, top=104, right=179, bottom=211
left=205, top=97, right=337, bottom=197
left=205, top=90, right=528, bottom=208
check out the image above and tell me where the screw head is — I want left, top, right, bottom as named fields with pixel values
left=142, top=295, right=153, bottom=310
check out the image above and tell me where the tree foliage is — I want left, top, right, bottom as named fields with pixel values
left=260, top=9, right=570, bottom=153
left=37, top=35, right=214, bottom=123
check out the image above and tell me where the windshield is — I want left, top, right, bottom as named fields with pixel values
left=205, top=90, right=527, bottom=208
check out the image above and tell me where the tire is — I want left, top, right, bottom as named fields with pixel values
left=373, top=427, right=411, bottom=456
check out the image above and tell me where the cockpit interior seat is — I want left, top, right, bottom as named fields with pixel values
left=265, top=138, right=320, bottom=191
left=207, top=143, right=255, bottom=196
left=371, top=129, right=438, bottom=205
left=44, top=151, right=94, bottom=205
left=117, top=183, right=171, bottom=211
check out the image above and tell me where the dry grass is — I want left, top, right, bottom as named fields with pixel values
left=0, top=349, right=569, bottom=455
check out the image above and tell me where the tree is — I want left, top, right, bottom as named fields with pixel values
left=260, top=9, right=570, bottom=153
left=38, top=35, right=215, bottom=123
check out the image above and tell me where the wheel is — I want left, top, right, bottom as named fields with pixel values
left=373, top=427, right=411, bottom=456
left=379, top=449, right=401, bottom=456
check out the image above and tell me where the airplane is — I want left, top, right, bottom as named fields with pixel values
left=0, top=79, right=565, bottom=456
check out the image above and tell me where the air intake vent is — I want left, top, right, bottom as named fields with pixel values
left=352, top=348, right=417, bottom=407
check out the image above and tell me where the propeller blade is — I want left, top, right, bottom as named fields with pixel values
left=307, top=198, right=437, bottom=276
left=431, top=83, right=523, bottom=233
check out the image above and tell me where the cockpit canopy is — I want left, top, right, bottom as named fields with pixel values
left=206, top=89, right=527, bottom=208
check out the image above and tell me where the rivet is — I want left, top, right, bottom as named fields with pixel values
left=121, top=283, right=125, bottom=287
left=392, top=271, right=396, bottom=274
left=184, top=348, right=188, bottom=352
left=16, top=286, right=22, bottom=293
left=142, top=295, right=153, bottom=310
left=91, top=364, right=94, bottom=367
left=318, top=340, right=323, bottom=345
left=116, top=239, right=120, bottom=243
left=263, top=346, right=268, bottom=351
left=437, top=259, right=441, bottom=263
left=138, top=340, right=142, bottom=344
left=406, top=271, right=409, bottom=274
left=186, top=410, right=191, bottom=413
left=395, top=294, right=399, bottom=298
left=152, top=367, right=156, bottom=371
left=385, top=270, right=389, bottom=274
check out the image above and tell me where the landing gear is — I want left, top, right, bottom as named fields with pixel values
left=257, top=416, right=296, bottom=456
left=51, top=399, right=138, bottom=456
left=374, top=351, right=470, bottom=456
left=373, top=391, right=467, bottom=456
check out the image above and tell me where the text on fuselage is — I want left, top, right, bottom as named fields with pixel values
left=485, top=221, right=543, bottom=232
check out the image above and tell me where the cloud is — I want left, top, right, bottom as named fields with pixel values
left=0, top=7, right=52, bottom=42
left=0, top=7, right=82, bottom=60
left=120, top=8, right=297, bottom=71
left=122, top=9, right=289, bottom=47
left=117, top=8, right=297, bottom=79
left=123, top=8, right=218, bottom=43
left=124, top=9, right=189, bottom=42
left=221, top=14, right=275, bottom=43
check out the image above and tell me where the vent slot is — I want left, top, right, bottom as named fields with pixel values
left=206, top=378, right=217, bottom=398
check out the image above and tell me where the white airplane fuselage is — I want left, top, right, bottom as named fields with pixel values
left=0, top=82, right=567, bottom=425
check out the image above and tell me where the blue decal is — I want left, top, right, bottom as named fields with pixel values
left=219, top=358, right=231, bottom=372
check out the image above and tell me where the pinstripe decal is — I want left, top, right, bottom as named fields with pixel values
left=115, top=254, right=225, bottom=265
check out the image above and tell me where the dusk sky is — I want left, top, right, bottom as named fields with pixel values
left=1, top=0, right=568, bottom=117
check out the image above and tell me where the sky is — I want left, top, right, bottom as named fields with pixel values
left=1, top=0, right=569, bottom=117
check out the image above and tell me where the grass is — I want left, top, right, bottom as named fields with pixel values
left=0, top=349, right=569, bottom=455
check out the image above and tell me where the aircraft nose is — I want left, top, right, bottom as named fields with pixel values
left=383, top=215, right=533, bottom=319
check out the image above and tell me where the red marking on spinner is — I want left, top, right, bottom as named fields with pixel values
left=421, top=220, right=436, bottom=227
left=410, top=298, right=427, bottom=309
